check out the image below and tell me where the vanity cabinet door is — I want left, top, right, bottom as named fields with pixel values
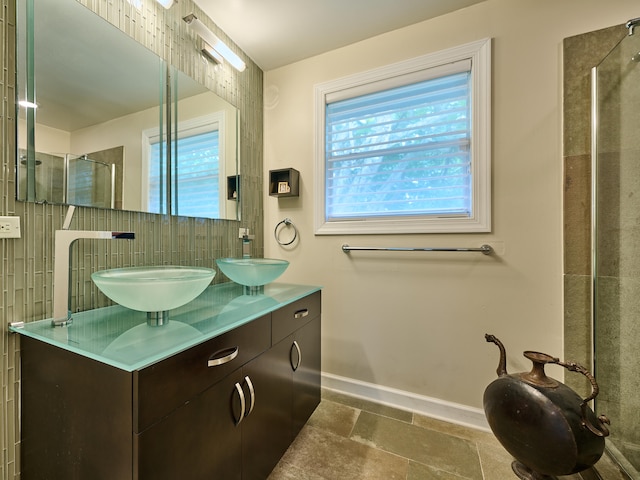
left=270, top=313, right=322, bottom=444
left=291, top=316, right=322, bottom=437
left=241, top=343, right=293, bottom=480
left=135, top=370, right=243, bottom=480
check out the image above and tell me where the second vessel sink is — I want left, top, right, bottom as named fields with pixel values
left=91, top=266, right=215, bottom=324
left=216, top=258, right=289, bottom=293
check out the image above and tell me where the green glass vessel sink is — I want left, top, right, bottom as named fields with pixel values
left=216, top=258, right=289, bottom=288
left=91, top=266, right=215, bottom=318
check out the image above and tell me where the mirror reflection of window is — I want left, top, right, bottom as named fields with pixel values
left=147, top=113, right=225, bottom=219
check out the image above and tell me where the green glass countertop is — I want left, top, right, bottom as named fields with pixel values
left=10, top=282, right=321, bottom=372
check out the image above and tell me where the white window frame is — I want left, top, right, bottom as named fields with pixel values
left=314, top=38, right=491, bottom=235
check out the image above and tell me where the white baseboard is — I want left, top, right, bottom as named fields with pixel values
left=321, top=371, right=490, bottom=432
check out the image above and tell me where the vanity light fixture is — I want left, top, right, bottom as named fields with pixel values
left=202, top=42, right=224, bottom=65
left=156, top=0, right=175, bottom=8
left=183, top=14, right=246, bottom=72
left=19, top=100, right=38, bottom=109
left=126, top=0, right=144, bottom=9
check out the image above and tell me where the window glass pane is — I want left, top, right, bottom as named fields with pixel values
left=148, top=141, right=166, bottom=214
left=325, top=71, right=471, bottom=221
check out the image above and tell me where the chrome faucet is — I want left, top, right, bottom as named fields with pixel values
left=52, top=206, right=135, bottom=326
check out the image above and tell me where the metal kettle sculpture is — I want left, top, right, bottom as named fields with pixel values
left=483, top=334, right=611, bottom=480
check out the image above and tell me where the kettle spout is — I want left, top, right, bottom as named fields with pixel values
left=485, top=334, right=508, bottom=377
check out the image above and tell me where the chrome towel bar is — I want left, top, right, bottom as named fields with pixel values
left=341, top=244, right=494, bottom=255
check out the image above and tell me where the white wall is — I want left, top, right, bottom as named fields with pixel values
left=264, top=0, right=639, bottom=423
left=17, top=119, right=71, bottom=153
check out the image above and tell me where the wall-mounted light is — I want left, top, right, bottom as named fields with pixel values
left=183, top=14, right=246, bottom=72
left=19, top=100, right=38, bottom=109
left=201, top=42, right=224, bottom=65
left=126, top=0, right=144, bottom=9
left=156, top=0, right=175, bottom=8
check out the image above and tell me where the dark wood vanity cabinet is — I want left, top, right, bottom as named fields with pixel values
left=20, top=290, right=321, bottom=480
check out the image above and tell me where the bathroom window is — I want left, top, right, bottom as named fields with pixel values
left=146, top=112, right=226, bottom=218
left=314, top=38, right=491, bottom=234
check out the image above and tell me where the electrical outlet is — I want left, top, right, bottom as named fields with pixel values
left=239, top=227, right=250, bottom=239
left=0, top=216, right=21, bottom=239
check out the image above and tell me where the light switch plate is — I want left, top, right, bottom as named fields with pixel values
left=0, top=216, right=21, bottom=238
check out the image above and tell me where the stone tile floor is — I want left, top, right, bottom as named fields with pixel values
left=268, top=389, right=629, bottom=480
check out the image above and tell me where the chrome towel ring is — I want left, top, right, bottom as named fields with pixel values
left=274, top=218, right=298, bottom=246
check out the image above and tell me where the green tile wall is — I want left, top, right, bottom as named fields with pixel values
left=0, top=0, right=263, bottom=477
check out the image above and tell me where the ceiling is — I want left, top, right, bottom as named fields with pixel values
left=31, top=0, right=207, bottom=131
left=193, top=0, right=488, bottom=71
left=24, top=0, right=488, bottom=131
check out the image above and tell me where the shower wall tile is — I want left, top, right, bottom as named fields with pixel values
left=0, top=0, right=263, bottom=477
left=593, top=275, right=640, bottom=452
left=562, top=274, right=592, bottom=397
left=597, top=46, right=640, bottom=155
left=564, top=153, right=591, bottom=276
left=563, top=25, right=624, bottom=158
left=596, top=225, right=640, bottom=280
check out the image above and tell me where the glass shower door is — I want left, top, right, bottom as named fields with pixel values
left=593, top=28, right=640, bottom=478
left=66, top=154, right=115, bottom=209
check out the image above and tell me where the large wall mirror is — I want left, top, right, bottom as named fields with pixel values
left=16, top=0, right=240, bottom=220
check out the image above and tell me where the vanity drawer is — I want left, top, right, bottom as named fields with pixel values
left=134, top=314, right=271, bottom=433
left=272, top=291, right=321, bottom=344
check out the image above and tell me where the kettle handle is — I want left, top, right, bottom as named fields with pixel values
left=554, top=359, right=611, bottom=437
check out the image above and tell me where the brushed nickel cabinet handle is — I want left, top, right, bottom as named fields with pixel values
left=234, top=382, right=246, bottom=425
left=291, top=340, right=302, bottom=371
left=207, top=346, right=239, bottom=367
left=294, top=309, right=309, bottom=319
left=244, top=376, right=255, bottom=417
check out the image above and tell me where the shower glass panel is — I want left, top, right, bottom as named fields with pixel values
left=66, top=155, right=115, bottom=209
left=17, top=151, right=115, bottom=208
left=593, top=28, right=640, bottom=478
left=17, top=150, right=65, bottom=204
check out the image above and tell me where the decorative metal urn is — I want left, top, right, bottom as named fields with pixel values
left=483, top=334, right=611, bottom=480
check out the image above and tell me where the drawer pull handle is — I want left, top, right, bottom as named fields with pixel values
left=294, top=309, right=309, bottom=319
left=234, top=382, right=246, bottom=425
left=244, top=376, right=256, bottom=417
left=291, top=341, right=302, bottom=371
left=208, top=346, right=239, bottom=367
